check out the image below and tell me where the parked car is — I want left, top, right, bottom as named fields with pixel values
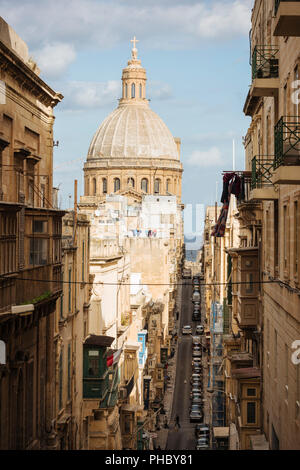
left=193, top=350, right=202, bottom=358
left=191, top=387, right=202, bottom=396
left=191, top=396, right=204, bottom=405
left=192, top=336, right=201, bottom=345
left=192, top=358, right=202, bottom=367
left=190, top=408, right=204, bottom=423
left=195, top=437, right=209, bottom=450
left=191, top=373, right=202, bottom=380
left=196, top=325, right=204, bottom=335
left=192, top=292, right=201, bottom=302
left=182, top=325, right=192, bottom=335
left=192, top=315, right=201, bottom=322
left=195, top=424, right=210, bottom=439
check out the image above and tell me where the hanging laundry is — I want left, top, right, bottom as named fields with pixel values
left=211, top=172, right=241, bottom=238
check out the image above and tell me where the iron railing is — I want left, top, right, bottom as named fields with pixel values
left=251, top=156, right=275, bottom=189
left=252, top=46, right=279, bottom=80
left=274, top=116, right=300, bottom=169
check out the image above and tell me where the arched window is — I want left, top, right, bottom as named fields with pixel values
left=131, top=83, right=135, bottom=99
left=139, top=83, right=142, bottom=98
left=141, top=178, right=148, bottom=193
left=128, top=177, right=135, bottom=188
left=154, top=179, right=161, bottom=194
left=92, top=178, right=96, bottom=195
left=86, top=178, right=89, bottom=196
left=114, top=178, right=120, bottom=192
left=102, top=178, right=107, bottom=194
left=125, top=83, right=128, bottom=98
left=166, top=179, right=171, bottom=193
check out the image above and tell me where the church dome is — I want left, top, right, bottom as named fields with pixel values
left=87, top=37, right=179, bottom=162
left=87, top=102, right=179, bottom=161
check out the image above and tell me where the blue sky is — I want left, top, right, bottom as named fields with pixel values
left=1, top=0, right=253, bottom=236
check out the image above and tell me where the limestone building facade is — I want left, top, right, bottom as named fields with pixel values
left=0, top=17, right=64, bottom=449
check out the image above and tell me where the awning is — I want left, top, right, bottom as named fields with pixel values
left=84, top=335, right=114, bottom=347
left=213, top=427, right=229, bottom=438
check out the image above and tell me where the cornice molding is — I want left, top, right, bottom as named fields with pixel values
left=0, top=42, right=63, bottom=108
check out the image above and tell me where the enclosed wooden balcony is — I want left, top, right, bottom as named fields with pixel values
left=228, top=247, right=260, bottom=329
left=273, top=116, right=300, bottom=183
left=274, top=1, right=300, bottom=36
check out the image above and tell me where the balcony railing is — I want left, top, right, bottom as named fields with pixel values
left=251, top=157, right=274, bottom=189
left=274, top=116, right=300, bottom=169
left=252, top=46, right=279, bottom=80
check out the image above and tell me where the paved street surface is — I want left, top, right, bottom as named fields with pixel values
left=154, top=278, right=210, bottom=451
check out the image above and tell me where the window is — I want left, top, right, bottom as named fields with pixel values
left=60, top=271, right=64, bottom=320
left=245, top=273, right=254, bottom=293
left=82, top=241, right=85, bottom=282
left=28, top=177, right=34, bottom=206
left=246, top=402, right=256, bottom=424
left=247, top=388, right=256, bottom=397
left=283, top=205, right=289, bottom=272
left=124, top=414, right=131, bottom=434
left=88, top=350, right=99, bottom=376
left=131, top=83, right=135, bottom=98
left=139, top=83, right=142, bottom=98
left=67, top=343, right=71, bottom=401
left=141, top=178, right=148, bottom=193
left=40, top=184, right=46, bottom=208
left=294, top=201, right=299, bottom=277
left=59, top=351, right=63, bottom=410
left=102, top=178, right=107, bottom=194
left=29, top=238, right=48, bottom=265
left=33, top=220, right=47, bottom=233
left=0, top=214, right=17, bottom=275
left=125, top=83, right=128, bottom=98
left=68, top=267, right=72, bottom=313
left=114, top=178, right=120, bottom=192
left=166, top=179, right=171, bottom=193
left=274, top=201, right=279, bottom=271
left=93, top=178, right=96, bottom=195
left=154, top=179, right=161, bottom=194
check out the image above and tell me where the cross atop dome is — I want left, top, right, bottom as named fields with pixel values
left=130, top=36, right=139, bottom=59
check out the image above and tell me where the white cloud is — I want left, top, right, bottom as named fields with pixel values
left=1, top=1, right=252, bottom=52
left=60, top=80, right=121, bottom=110
left=33, top=42, right=76, bottom=78
left=186, top=146, right=224, bottom=167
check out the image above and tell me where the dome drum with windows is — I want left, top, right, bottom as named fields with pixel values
left=83, top=37, right=183, bottom=202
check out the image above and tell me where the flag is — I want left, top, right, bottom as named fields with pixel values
left=106, top=348, right=122, bottom=368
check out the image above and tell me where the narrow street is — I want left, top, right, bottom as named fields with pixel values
left=165, top=279, right=207, bottom=451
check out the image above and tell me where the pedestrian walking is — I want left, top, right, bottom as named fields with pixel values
left=164, top=416, right=169, bottom=429
left=174, top=415, right=181, bottom=430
